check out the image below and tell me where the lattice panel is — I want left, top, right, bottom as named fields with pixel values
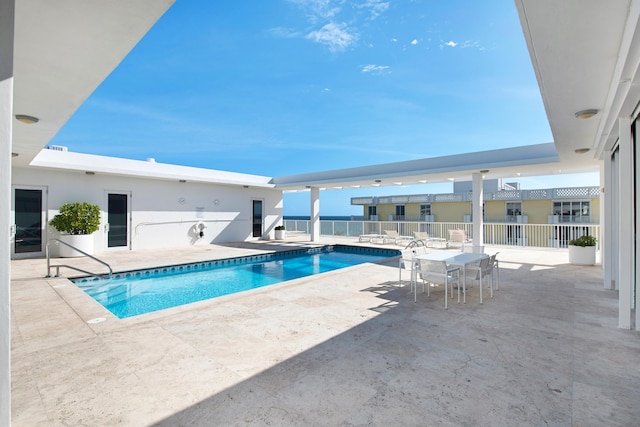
left=407, top=195, right=429, bottom=203
left=351, top=197, right=373, bottom=205
left=492, top=191, right=521, bottom=200
left=528, top=189, right=550, bottom=199
left=434, top=194, right=465, bottom=202
left=555, top=187, right=591, bottom=198
left=390, top=196, right=410, bottom=203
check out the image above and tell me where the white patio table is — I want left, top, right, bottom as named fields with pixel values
left=415, top=251, right=489, bottom=304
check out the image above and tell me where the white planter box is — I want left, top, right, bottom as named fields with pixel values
left=274, top=230, right=286, bottom=240
left=568, top=245, right=596, bottom=265
left=59, top=234, right=95, bottom=257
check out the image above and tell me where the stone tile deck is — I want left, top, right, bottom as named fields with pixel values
left=10, top=239, right=640, bottom=426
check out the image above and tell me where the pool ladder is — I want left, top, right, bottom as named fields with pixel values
left=45, top=238, right=113, bottom=279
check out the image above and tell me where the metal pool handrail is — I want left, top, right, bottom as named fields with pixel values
left=46, top=238, right=113, bottom=279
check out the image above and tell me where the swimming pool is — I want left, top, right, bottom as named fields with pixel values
left=73, top=245, right=399, bottom=319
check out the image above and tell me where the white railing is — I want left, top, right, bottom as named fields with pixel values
left=283, top=220, right=601, bottom=250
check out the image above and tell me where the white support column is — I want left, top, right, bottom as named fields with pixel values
left=0, top=0, right=14, bottom=423
left=309, top=187, right=320, bottom=242
left=635, top=121, right=640, bottom=330
left=618, top=116, right=633, bottom=329
left=471, top=172, right=484, bottom=247
left=603, top=159, right=614, bottom=289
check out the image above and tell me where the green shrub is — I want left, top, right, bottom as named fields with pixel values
left=275, top=225, right=286, bottom=230
left=569, top=235, right=596, bottom=247
left=49, top=202, right=101, bottom=235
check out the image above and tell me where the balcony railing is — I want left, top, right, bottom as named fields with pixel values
left=283, top=219, right=600, bottom=250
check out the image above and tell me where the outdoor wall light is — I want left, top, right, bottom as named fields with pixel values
left=15, top=114, right=39, bottom=124
left=179, top=179, right=186, bottom=183
left=480, top=169, right=490, bottom=173
left=574, top=148, right=590, bottom=154
left=574, top=109, right=598, bottom=119
left=85, top=171, right=95, bottom=176
left=11, top=152, right=18, bottom=157
left=374, top=179, right=382, bottom=183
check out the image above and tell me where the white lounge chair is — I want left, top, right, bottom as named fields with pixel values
left=383, top=230, right=413, bottom=245
left=447, top=229, right=470, bottom=249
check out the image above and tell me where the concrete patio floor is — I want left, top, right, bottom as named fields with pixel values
left=10, top=238, right=640, bottom=426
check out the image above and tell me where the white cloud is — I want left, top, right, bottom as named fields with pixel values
left=268, top=27, right=302, bottom=38
left=391, top=38, right=398, bottom=42
left=355, top=0, right=390, bottom=20
left=445, top=40, right=457, bottom=47
left=411, top=39, right=418, bottom=45
left=361, top=64, right=390, bottom=75
left=306, top=22, right=358, bottom=52
left=459, top=40, right=485, bottom=51
left=286, top=0, right=389, bottom=53
left=288, top=0, right=342, bottom=21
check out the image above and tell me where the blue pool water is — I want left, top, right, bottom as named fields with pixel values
left=73, top=245, right=398, bottom=319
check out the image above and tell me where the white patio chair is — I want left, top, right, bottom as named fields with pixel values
left=413, top=259, right=460, bottom=309
left=466, top=255, right=494, bottom=302
left=398, top=248, right=417, bottom=288
left=492, top=252, right=500, bottom=290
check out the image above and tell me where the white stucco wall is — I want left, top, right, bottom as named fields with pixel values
left=12, top=167, right=283, bottom=257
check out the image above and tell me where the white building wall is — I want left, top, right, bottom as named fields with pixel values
left=12, top=167, right=282, bottom=257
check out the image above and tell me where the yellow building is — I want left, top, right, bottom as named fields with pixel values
left=352, top=185, right=600, bottom=225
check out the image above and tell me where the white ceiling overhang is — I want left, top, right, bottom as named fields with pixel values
left=515, top=0, right=640, bottom=160
left=272, top=143, right=595, bottom=191
left=30, top=149, right=275, bottom=188
left=11, top=0, right=175, bottom=166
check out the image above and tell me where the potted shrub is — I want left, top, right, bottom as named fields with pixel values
left=274, top=225, right=286, bottom=240
left=568, top=235, right=597, bottom=265
left=49, top=202, right=101, bottom=257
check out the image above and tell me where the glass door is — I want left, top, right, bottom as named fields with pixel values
left=107, top=193, right=129, bottom=248
left=252, top=200, right=263, bottom=238
left=12, top=187, right=46, bottom=258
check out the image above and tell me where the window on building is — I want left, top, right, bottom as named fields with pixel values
left=395, top=205, right=405, bottom=220
left=506, top=202, right=522, bottom=222
left=367, top=206, right=377, bottom=220
left=420, top=204, right=431, bottom=217
left=552, top=201, right=590, bottom=223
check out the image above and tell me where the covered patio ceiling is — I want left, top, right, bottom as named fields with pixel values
left=11, top=0, right=175, bottom=167
left=13, top=0, right=636, bottom=191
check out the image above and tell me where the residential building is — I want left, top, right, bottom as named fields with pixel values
left=351, top=182, right=600, bottom=225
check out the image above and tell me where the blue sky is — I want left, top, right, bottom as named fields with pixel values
left=49, top=0, right=598, bottom=215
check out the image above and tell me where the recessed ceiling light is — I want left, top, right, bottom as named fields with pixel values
left=575, top=109, right=598, bottom=119
left=574, top=148, right=590, bottom=154
left=418, top=180, right=427, bottom=183
left=480, top=169, right=489, bottom=173
left=374, top=179, right=382, bottom=183
left=15, top=114, right=39, bottom=124
left=85, top=171, right=95, bottom=176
